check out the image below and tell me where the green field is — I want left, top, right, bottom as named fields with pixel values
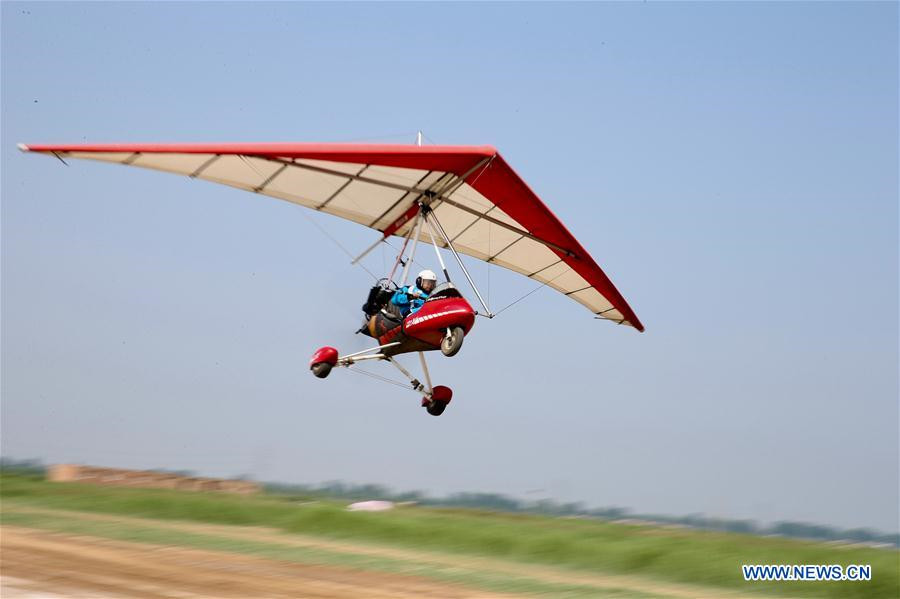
left=1, top=473, right=896, bottom=598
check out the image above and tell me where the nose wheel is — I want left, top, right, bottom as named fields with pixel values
left=441, top=326, right=465, bottom=357
left=309, top=346, right=338, bottom=378
left=311, top=362, right=333, bottom=378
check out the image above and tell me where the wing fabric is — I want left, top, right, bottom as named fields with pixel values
left=19, top=142, right=643, bottom=331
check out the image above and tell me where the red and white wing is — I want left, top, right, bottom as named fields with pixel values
left=19, top=142, right=643, bottom=331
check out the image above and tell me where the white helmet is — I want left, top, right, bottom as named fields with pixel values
left=416, top=269, right=437, bottom=290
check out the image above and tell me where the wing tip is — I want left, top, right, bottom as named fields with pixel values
left=626, top=318, right=646, bottom=333
left=595, top=314, right=645, bottom=332
left=17, top=143, right=30, bottom=152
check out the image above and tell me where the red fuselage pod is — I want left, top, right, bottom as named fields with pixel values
left=376, top=296, right=476, bottom=354
left=401, top=296, right=475, bottom=347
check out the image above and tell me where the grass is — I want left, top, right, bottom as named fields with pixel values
left=2, top=473, right=897, bottom=598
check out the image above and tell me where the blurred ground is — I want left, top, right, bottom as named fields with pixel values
left=1, top=526, right=508, bottom=598
left=0, top=507, right=771, bottom=598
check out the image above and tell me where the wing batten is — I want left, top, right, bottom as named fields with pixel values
left=20, top=142, right=643, bottom=330
left=317, top=164, right=368, bottom=210
left=189, top=154, right=221, bottom=178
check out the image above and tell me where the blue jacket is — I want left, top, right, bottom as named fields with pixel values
left=391, top=284, right=429, bottom=317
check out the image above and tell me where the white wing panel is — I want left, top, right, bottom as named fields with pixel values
left=490, top=237, right=559, bottom=277
left=265, top=164, right=350, bottom=206
left=199, top=155, right=283, bottom=191
left=365, top=164, right=431, bottom=188
left=429, top=203, right=479, bottom=244
left=327, top=180, right=406, bottom=223
left=446, top=183, right=493, bottom=211
left=545, top=268, right=591, bottom=295
left=67, top=151, right=134, bottom=164
left=293, top=158, right=366, bottom=175
left=570, top=287, right=620, bottom=318
left=453, top=217, right=522, bottom=260
left=132, top=153, right=213, bottom=175
left=531, top=260, right=569, bottom=283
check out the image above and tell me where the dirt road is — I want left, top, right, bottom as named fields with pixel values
left=1, top=506, right=779, bottom=598
left=1, top=526, right=512, bottom=598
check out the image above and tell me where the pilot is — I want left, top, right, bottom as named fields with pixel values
left=391, top=269, right=437, bottom=317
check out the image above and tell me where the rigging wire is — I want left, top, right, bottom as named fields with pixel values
left=466, top=155, right=494, bottom=188
left=490, top=268, right=570, bottom=318
left=382, top=238, right=430, bottom=274
left=385, top=233, right=411, bottom=282
left=345, top=366, right=414, bottom=391
left=238, top=153, right=378, bottom=281
left=296, top=209, right=379, bottom=281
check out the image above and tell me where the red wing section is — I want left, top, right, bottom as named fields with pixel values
left=19, top=142, right=643, bottom=331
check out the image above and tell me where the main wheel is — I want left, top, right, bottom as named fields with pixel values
left=311, top=362, right=333, bottom=378
left=422, top=385, right=452, bottom=416
left=440, top=326, right=465, bottom=357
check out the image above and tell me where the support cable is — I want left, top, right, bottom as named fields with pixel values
left=296, top=209, right=379, bottom=281
left=490, top=269, right=570, bottom=318
left=382, top=238, right=429, bottom=274
left=399, top=212, right=424, bottom=286
left=345, top=367, right=413, bottom=390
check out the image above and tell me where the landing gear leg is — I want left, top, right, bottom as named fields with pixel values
left=386, top=357, right=426, bottom=393
left=387, top=354, right=453, bottom=417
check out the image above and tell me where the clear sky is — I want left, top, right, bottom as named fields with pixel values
left=2, top=2, right=897, bottom=532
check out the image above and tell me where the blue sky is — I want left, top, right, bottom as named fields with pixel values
left=2, top=2, right=897, bottom=532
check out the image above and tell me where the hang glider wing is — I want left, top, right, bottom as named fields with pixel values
left=19, top=142, right=643, bottom=331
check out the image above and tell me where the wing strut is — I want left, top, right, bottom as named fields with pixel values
left=399, top=210, right=425, bottom=286
left=422, top=204, right=494, bottom=318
